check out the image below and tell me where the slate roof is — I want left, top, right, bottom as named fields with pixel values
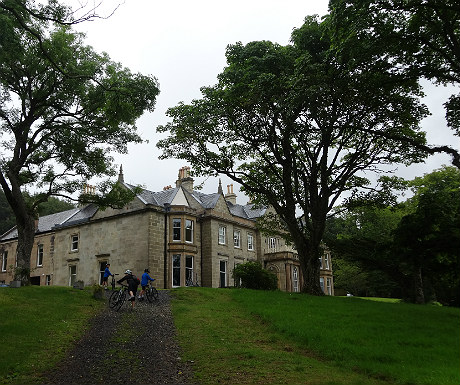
left=1, top=207, right=81, bottom=241
left=0, top=182, right=266, bottom=241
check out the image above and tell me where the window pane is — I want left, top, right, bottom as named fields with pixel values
left=186, top=255, right=193, bottom=286
left=219, top=260, right=226, bottom=287
left=37, top=245, right=43, bottom=266
left=2, top=251, right=7, bottom=271
left=233, top=230, right=240, bottom=248
left=71, top=235, right=79, bottom=251
left=248, top=234, right=254, bottom=251
left=185, top=220, right=193, bottom=242
left=173, top=254, right=181, bottom=286
left=173, top=219, right=181, bottom=241
left=219, top=226, right=226, bottom=244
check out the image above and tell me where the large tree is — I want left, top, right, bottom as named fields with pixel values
left=157, top=16, right=427, bottom=294
left=327, top=0, right=460, bottom=168
left=0, top=0, right=159, bottom=281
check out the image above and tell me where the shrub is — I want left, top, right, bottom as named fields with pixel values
left=232, top=261, right=278, bottom=290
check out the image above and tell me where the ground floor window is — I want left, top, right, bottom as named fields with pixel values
left=185, top=255, right=194, bottom=286
left=293, top=266, right=299, bottom=292
left=219, top=260, right=227, bottom=288
left=99, top=261, right=108, bottom=285
left=69, top=265, right=77, bottom=286
left=46, top=275, right=51, bottom=286
left=1, top=251, right=7, bottom=272
left=172, top=254, right=181, bottom=287
left=320, top=277, right=325, bottom=293
left=326, top=277, right=332, bottom=295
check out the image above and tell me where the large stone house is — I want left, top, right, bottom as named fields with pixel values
left=0, top=167, right=334, bottom=294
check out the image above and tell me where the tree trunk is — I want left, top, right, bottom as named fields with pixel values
left=15, top=214, right=36, bottom=284
left=0, top=170, right=36, bottom=284
left=297, top=242, right=324, bottom=295
left=413, top=265, right=425, bottom=304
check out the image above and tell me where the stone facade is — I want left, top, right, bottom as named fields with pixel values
left=0, top=167, right=333, bottom=294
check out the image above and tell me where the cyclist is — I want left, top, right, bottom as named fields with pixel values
left=117, top=269, right=139, bottom=308
left=138, top=268, right=155, bottom=300
left=102, top=263, right=114, bottom=290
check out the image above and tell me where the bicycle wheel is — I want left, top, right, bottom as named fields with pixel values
left=114, top=290, right=127, bottom=311
left=146, top=286, right=159, bottom=302
left=108, top=290, right=120, bottom=309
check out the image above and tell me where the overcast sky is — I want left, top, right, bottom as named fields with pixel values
left=68, top=0, right=458, bottom=203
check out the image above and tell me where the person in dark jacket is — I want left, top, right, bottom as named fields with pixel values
left=117, top=269, right=139, bottom=308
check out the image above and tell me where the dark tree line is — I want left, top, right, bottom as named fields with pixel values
left=326, top=166, right=460, bottom=306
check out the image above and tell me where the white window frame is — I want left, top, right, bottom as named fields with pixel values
left=318, top=255, right=323, bottom=269
left=247, top=233, right=254, bottom=251
left=71, top=234, right=79, bottom=251
left=293, top=266, right=299, bottom=292
left=233, top=230, right=241, bottom=248
left=326, top=277, right=332, bottom=295
left=320, top=277, right=325, bottom=293
left=185, top=219, right=193, bottom=243
left=37, top=244, right=44, bottom=267
left=173, top=218, right=181, bottom=241
left=324, top=253, right=330, bottom=270
left=1, top=251, right=7, bottom=272
left=69, top=265, right=77, bottom=286
left=268, top=237, right=276, bottom=250
left=219, top=260, right=227, bottom=288
left=172, top=254, right=181, bottom=287
left=185, top=255, right=193, bottom=286
left=218, top=225, right=226, bottom=245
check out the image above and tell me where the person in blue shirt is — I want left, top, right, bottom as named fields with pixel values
left=138, top=268, right=155, bottom=300
left=102, top=263, right=113, bottom=290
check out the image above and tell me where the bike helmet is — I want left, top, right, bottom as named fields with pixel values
left=145, top=268, right=150, bottom=273
left=124, top=269, right=132, bottom=274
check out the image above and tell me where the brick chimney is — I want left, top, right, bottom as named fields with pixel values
left=225, top=184, right=237, bottom=204
left=176, top=166, right=194, bottom=191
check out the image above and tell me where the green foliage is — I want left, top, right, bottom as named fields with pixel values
left=232, top=261, right=278, bottom=291
left=328, top=166, right=460, bottom=305
left=157, top=15, right=427, bottom=294
left=0, top=0, right=159, bottom=274
left=327, top=0, right=460, bottom=166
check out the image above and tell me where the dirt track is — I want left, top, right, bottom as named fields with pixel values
left=43, top=290, right=194, bottom=385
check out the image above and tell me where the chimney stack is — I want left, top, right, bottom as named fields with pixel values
left=176, top=166, right=194, bottom=191
left=225, top=184, right=237, bottom=204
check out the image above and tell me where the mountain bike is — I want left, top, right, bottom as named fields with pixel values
left=110, top=273, right=119, bottom=290
left=145, top=281, right=159, bottom=302
left=108, top=284, right=128, bottom=311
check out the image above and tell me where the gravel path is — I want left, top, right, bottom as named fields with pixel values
left=43, top=290, right=194, bottom=385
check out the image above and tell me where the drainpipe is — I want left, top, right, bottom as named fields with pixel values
left=163, top=203, right=171, bottom=289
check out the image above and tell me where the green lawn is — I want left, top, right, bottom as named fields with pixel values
left=0, top=286, right=104, bottom=384
left=171, top=288, right=460, bottom=385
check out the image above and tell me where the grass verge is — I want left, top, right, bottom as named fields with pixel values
left=171, top=287, right=393, bottom=385
left=0, top=286, right=104, bottom=384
